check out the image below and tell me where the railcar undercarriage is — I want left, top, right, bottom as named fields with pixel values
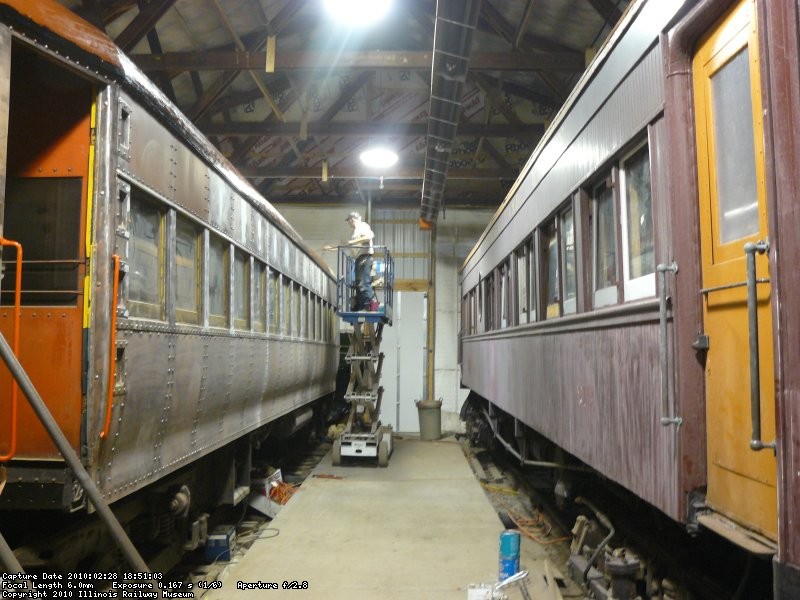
left=1, top=400, right=329, bottom=577
left=461, top=393, right=773, bottom=599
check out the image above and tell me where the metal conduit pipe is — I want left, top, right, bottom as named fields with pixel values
left=0, top=530, right=26, bottom=576
left=575, top=496, right=615, bottom=583
left=0, top=333, right=150, bottom=574
left=481, top=408, right=590, bottom=472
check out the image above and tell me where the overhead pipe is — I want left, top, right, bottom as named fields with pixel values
left=420, top=0, right=482, bottom=226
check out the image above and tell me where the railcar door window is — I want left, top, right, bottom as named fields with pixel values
left=175, top=217, right=200, bottom=324
left=711, top=49, right=759, bottom=244
left=620, top=143, right=655, bottom=300
left=208, top=235, right=229, bottom=328
left=592, top=180, right=618, bottom=307
left=129, top=192, right=164, bottom=320
left=2, top=177, right=82, bottom=305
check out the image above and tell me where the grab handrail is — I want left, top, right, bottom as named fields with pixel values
left=657, top=262, right=681, bottom=427
left=744, top=241, right=775, bottom=452
left=100, top=255, right=120, bottom=440
left=0, top=237, right=22, bottom=461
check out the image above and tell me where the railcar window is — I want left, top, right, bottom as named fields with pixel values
left=470, top=289, right=477, bottom=333
left=561, top=208, right=576, bottom=315
left=129, top=191, right=165, bottom=320
left=316, top=296, right=321, bottom=340
left=294, top=284, right=301, bottom=337
left=593, top=180, right=618, bottom=307
left=621, top=143, right=656, bottom=300
left=2, top=177, right=82, bottom=306
left=500, top=260, right=512, bottom=328
left=543, top=221, right=560, bottom=319
left=268, top=269, right=279, bottom=334
left=175, top=217, right=201, bottom=324
left=208, top=235, right=229, bottom=328
left=253, top=261, right=266, bottom=333
left=282, top=277, right=292, bottom=335
left=315, top=296, right=322, bottom=340
left=483, top=274, right=495, bottom=330
left=322, top=302, right=329, bottom=342
left=233, top=250, right=250, bottom=330
left=711, top=49, right=759, bottom=244
left=515, top=244, right=529, bottom=324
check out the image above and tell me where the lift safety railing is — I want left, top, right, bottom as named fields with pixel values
left=0, top=237, right=22, bottom=461
left=0, top=251, right=151, bottom=577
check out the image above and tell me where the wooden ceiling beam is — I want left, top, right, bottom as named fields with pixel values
left=115, top=0, right=176, bottom=52
left=130, top=50, right=585, bottom=73
left=586, top=0, right=623, bottom=28
left=239, top=165, right=517, bottom=180
left=199, top=121, right=544, bottom=138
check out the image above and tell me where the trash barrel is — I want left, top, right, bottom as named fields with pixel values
left=415, top=399, right=442, bottom=440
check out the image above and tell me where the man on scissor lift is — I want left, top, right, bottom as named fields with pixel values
left=325, top=211, right=375, bottom=310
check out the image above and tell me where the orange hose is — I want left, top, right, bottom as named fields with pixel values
left=0, top=238, right=22, bottom=461
left=100, top=255, right=120, bottom=440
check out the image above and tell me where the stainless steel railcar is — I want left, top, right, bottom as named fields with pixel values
left=0, top=0, right=338, bottom=568
left=459, top=0, right=800, bottom=596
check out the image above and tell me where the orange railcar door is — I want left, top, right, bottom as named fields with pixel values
left=0, top=48, right=92, bottom=459
left=693, top=0, right=776, bottom=541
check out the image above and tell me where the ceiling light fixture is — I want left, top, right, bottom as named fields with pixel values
left=323, top=0, right=393, bottom=27
left=360, top=147, right=398, bottom=169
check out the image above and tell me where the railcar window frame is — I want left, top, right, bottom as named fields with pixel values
left=233, top=248, right=250, bottom=331
left=128, top=188, right=166, bottom=321
left=542, top=218, right=560, bottom=319
left=174, top=215, right=201, bottom=325
left=207, top=233, right=229, bottom=328
left=282, top=276, right=292, bottom=336
left=560, top=205, right=577, bottom=316
left=268, top=268, right=279, bottom=334
left=619, top=140, right=656, bottom=300
left=591, top=173, right=621, bottom=308
left=293, top=283, right=301, bottom=338
left=253, top=260, right=267, bottom=333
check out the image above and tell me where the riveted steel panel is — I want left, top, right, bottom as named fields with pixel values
left=121, top=92, right=177, bottom=201
left=174, top=143, right=209, bottom=221
left=208, top=168, right=228, bottom=231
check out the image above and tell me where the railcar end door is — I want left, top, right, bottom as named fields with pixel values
left=693, top=0, right=776, bottom=540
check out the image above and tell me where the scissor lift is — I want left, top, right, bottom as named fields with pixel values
left=332, top=246, right=394, bottom=467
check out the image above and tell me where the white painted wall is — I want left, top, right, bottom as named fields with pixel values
left=273, top=203, right=494, bottom=434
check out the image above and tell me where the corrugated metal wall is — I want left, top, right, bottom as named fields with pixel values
left=372, top=209, right=429, bottom=283
left=273, top=204, right=494, bottom=422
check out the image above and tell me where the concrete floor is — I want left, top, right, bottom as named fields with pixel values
left=201, top=436, right=508, bottom=599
